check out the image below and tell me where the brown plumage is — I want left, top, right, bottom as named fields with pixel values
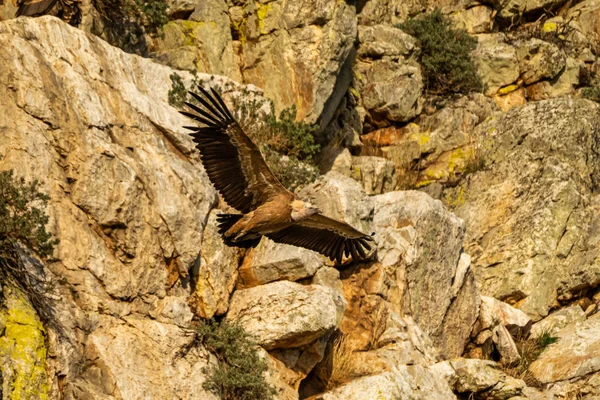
left=16, top=0, right=80, bottom=25
left=181, top=87, right=375, bottom=264
left=16, top=0, right=57, bottom=16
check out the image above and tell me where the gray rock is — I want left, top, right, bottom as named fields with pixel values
left=349, top=156, right=397, bottom=195
left=357, top=24, right=417, bottom=59
left=529, top=305, right=586, bottom=339
left=472, top=34, right=520, bottom=96
left=451, top=358, right=526, bottom=398
left=359, top=93, right=498, bottom=189
left=515, top=38, right=566, bottom=85
left=492, top=0, right=569, bottom=22
left=444, top=98, right=600, bottom=321
left=451, top=5, right=494, bottom=34
left=190, top=210, right=243, bottom=318
left=151, top=0, right=242, bottom=80
left=237, top=237, right=325, bottom=288
left=357, top=58, right=424, bottom=123
left=0, top=16, right=232, bottom=397
left=240, top=0, right=357, bottom=125
left=317, top=366, right=456, bottom=399
left=226, top=281, right=346, bottom=350
left=530, top=313, right=600, bottom=384
left=312, top=267, right=345, bottom=298
left=371, top=190, right=479, bottom=358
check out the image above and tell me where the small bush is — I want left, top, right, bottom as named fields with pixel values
left=229, top=89, right=321, bottom=191
left=0, top=166, right=58, bottom=260
left=168, top=73, right=187, bottom=107
left=0, top=159, right=60, bottom=329
left=399, top=9, right=482, bottom=96
left=93, top=0, right=168, bottom=55
left=265, top=104, right=320, bottom=161
left=134, top=0, right=169, bottom=37
left=193, top=319, right=276, bottom=400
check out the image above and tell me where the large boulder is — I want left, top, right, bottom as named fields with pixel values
left=369, top=190, right=480, bottom=357
left=238, top=0, right=357, bottom=125
left=530, top=313, right=600, bottom=385
left=237, top=238, right=326, bottom=288
left=355, top=58, right=424, bottom=124
left=0, top=16, right=226, bottom=397
left=472, top=34, right=520, bottom=96
left=529, top=305, right=586, bottom=339
left=444, top=98, right=600, bottom=320
left=226, top=281, right=346, bottom=350
left=357, top=24, right=417, bottom=59
left=515, top=38, right=566, bottom=86
left=316, top=366, right=457, bottom=399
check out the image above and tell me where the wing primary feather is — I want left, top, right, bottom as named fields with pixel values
left=336, top=240, right=345, bottom=264
left=358, top=238, right=372, bottom=251
left=350, top=242, right=359, bottom=261
left=322, top=236, right=340, bottom=259
left=179, top=111, right=214, bottom=126
left=327, top=236, right=343, bottom=261
left=210, top=87, right=236, bottom=121
left=188, top=91, right=227, bottom=122
left=355, top=240, right=367, bottom=259
left=197, top=87, right=230, bottom=121
left=183, top=101, right=221, bottom=125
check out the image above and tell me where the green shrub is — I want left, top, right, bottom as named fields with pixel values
left=229, top=88, right=321, bottom=191
left=265, top=104, right=320, bottom=161
left=264, top=149, right=320, bottom=192
left=0, top=166, right=58, bottom=260
left=399, top=9, right=482, bottom=96
left=93, top=0, right=168, bottom=55
left=194, top=319, right=276, bottom=400
left=168, top=73, right=188, bottom=107
left=135, top=0, right=169, bottom=37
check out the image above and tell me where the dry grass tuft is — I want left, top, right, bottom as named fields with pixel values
left=368, top=305, right=389, bottom=350
left=501, top=328, right=558, bottom=387
left=325, top=333, right=362, bottom=391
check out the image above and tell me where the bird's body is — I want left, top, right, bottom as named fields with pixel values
left=181, top=88, right=374, bottom=264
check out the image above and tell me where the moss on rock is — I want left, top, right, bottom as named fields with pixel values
left=0, top=286, right=49, bottom=400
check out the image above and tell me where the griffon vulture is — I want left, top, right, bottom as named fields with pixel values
left=180, top=87, right=375, bottom=264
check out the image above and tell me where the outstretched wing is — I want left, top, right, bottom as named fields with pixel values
left=266, top=214, right=374, bottom=264
left=16, top=0, right=57, bottom=16
left=180, top=87, right=288, bottom=213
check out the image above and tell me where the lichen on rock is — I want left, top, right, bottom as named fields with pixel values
left=0, top=286, right=49, bottom=400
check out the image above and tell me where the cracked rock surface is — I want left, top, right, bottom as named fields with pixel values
left=444, top=98, right=600, bottom=321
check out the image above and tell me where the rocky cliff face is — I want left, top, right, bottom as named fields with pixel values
left=3, top=0, right=600, bottom=399
left=0, top=15, right=498, bottom=400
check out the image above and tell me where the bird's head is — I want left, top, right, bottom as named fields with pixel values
left=291, top=200, right=320, bottom=221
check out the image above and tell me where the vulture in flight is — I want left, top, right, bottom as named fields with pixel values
left=180, top=88, right=375, bottom=264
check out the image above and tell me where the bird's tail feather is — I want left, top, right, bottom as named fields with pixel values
left=216, top=214, right=261, bottom=249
